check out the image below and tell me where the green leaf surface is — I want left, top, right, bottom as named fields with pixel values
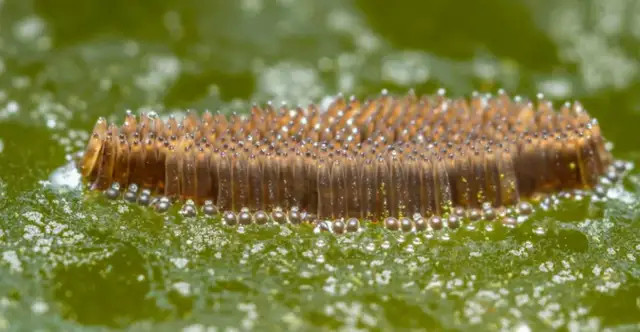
left=0, top=0, right=639, bottom=330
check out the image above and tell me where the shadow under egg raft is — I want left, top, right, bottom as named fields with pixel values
left=78, top=91, right=622, bottom=232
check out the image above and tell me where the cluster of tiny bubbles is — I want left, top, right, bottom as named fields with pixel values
left=312, top=217, right=361, bottom=235
left=103, top=182, right=174, bottom=214
left=597, top=160, right=635, bottom=199
left=378, top=201, right=536, bottom=236
left=119, top=196, right=522, bottom=240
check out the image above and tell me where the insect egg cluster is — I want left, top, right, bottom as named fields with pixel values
left=79, top=91, right=615, bottom=232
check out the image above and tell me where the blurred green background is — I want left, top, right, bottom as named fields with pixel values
left=0, top=0, right=639, bottom=331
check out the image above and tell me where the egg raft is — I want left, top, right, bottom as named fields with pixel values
left=78, top=91, right=616, bottom=231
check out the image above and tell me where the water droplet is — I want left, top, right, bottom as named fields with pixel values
left=533, top=226, right=546, bottom=236
left=365, top=242, right=375, bottom=252
left=223, top=211, right=237, bottom=225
